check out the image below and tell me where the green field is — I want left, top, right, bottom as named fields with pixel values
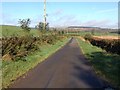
left=77, top=38, right=120, bottom=88
left=1, top=25, right=41, bottom=37
left=73, top=30, right=118, bottom=37
left=1, top=25, right=118, bottom=37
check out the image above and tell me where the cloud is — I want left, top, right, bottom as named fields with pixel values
left=51, top=9, right=63, bottom=16
left=48, top=15, right=81, bottom=27
left=49, top=16, right=118, bottom=29
left=96, top=8, right=117, bottom=14
left=81, top=20, right=110, bottom=26
left=80, top=20, right=118, bottom=29
left=47, top=9, right=64, bottom=22
left=2, top=12, right=118, bottom=29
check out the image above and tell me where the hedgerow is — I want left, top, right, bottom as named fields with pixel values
left=2, top=35, right=64, bottom=61
left=84, top=34, right=120, bottom=55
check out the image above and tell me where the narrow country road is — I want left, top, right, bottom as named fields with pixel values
left=10, top=38, right=106, bottom=88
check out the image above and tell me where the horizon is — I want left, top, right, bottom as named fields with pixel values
left=1, top=2, right=118, bottom=29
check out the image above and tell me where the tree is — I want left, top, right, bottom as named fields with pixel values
left=36, top=22, right=49, bottom=32
left=19, top=18, right=31, bottom=32
left=37, top=22, right=44, bottom=31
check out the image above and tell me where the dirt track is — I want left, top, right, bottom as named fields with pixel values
left=10, top=38, right=107, bottom=88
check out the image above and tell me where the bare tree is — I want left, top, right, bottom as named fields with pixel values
left=19, top=18, right=31, bottom=32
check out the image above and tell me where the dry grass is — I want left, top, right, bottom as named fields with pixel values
left=93, top=36, right=120, bottom=40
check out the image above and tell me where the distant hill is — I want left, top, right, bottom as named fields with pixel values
left=68, top=26, right=100, bottom=29
left=68, top=26, right=101, bottom=31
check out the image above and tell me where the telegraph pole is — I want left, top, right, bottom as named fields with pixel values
left=43, top=0, right=46, bottom=31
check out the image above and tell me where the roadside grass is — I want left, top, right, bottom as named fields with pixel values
left=77, top=38, right=120, bottom=88
left=2, top=38, right=69, bottom=88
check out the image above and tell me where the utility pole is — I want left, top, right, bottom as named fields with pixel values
left=43, top=0, right=46, bottom=31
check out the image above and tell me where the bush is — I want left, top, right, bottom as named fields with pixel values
left=84, top=34, right=92, bottom=41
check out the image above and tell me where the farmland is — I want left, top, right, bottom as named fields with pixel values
left=2, top=25, right=41, bottom=37
left=93, top=36, right=119, bottom=40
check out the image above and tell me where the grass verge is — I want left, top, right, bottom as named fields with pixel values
left=2, top=38, right=69, bottom=88
left=77, top=38, right=120, bottom=88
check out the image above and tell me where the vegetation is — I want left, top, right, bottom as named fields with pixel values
left=36, top=22, right=49, bottom=32
left=2, top=25, right=37, bottom=37
left=77, top=38, right=120, bottom=88
left=84, top=34, right=120, bottom=55
left=18, top=18, right=31, bottom=32
left=1, top=18, right=69, bottom=88
left=2, top=35, right=62, bottom=61
left=2, top=37, right=68, bottom=88
left=1, top=22, right=119, bottom=89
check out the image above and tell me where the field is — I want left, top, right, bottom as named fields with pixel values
left=71, top=30, right=119, bottom=37
left=93, top=36, right=119, bottom=40
left=1, top=25, right=44, bottom=37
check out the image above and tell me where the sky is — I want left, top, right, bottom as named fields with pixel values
left=1, top=2, right=119, bottom=28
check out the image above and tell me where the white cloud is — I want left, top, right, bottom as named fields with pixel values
left=80, top=20, right=118, bottom=29
left=50, top=9, right=63, bottom=16
left=48, top=15, right=81, bottom=27
left=96, top=8, right=118, bottom=14
left=81, top=20, right=110, bottom=26
left=49, top=17, right=118, bottom=29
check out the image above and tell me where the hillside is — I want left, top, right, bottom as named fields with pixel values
left=1, top=25, right=39, bottom=37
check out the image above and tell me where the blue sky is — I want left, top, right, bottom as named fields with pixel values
left=1, top=2, right=118, bottom=28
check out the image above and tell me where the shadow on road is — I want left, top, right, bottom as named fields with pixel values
left=72, top=51, right=120, bottom=88
left=70, top=54, right=104, bottom=88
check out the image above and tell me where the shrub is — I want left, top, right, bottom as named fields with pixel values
left=84, top=34, right=92, bottom=41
